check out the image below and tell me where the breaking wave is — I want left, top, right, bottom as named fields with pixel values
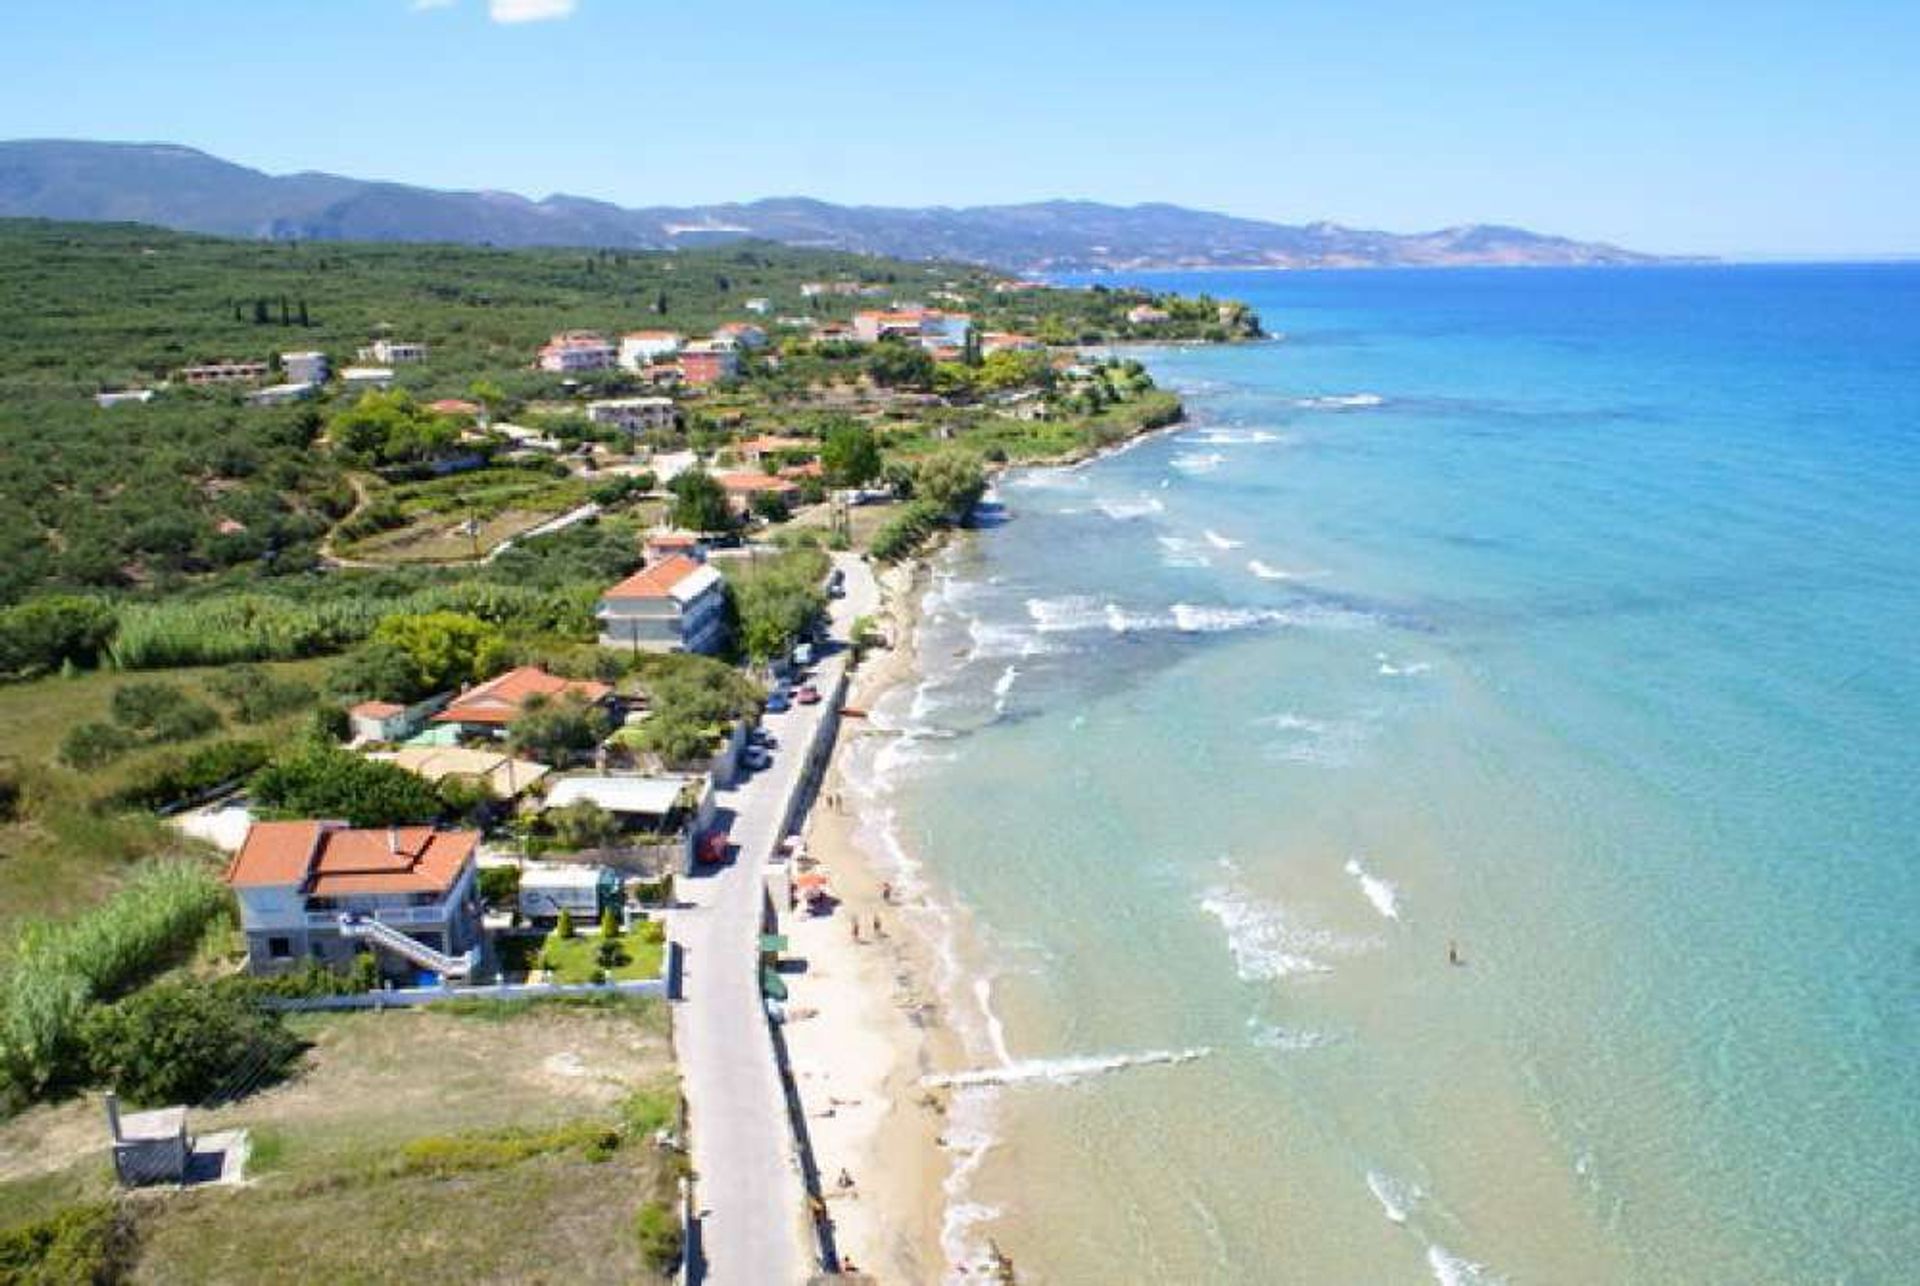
left=1295, top=392, right=1386, bottom=410
left=1203, top=529, right=1244, bottom=550
left=1171, top=451, right=1227, bottom=473
left=1344, top=856, right=1402, bottom=921
left=924, top=1047, right=1211, bottom=1089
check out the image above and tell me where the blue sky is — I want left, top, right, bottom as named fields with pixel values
left=2, top=0, right=1916, bottom=257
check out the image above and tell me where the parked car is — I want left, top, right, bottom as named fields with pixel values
left=743, top=747, right=772, bottom=772
left=752, top=727, right=778, bottom=749
left=765, top=691, right=792, bottom=714
left=795, top=685, right=822, bottom=706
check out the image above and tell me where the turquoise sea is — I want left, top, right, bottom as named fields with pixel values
left=843, top=265, right=1920, bottom=1283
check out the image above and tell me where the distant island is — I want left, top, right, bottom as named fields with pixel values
left=0, top=140, right=1671, bottom=272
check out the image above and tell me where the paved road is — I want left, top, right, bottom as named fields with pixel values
left=672, top=553, right=878, bottom=1285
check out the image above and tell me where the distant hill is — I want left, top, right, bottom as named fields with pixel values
left=0, top=139, right=1666, bottom=271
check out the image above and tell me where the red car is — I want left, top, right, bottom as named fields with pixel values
left=795, top=685, right=822, bottom=705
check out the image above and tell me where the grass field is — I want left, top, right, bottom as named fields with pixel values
left=496, top=920, right=667, bottom=984
left=0, top=657, right=333, bottom=931
left=0, top=997, right=683, bottom=1283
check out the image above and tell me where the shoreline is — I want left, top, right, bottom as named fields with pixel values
left=778, top=389, right=1197, bottom=1280
left=780, top=560, right=968, bottom=1282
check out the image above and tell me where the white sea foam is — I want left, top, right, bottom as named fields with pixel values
left=1094, top=493, right=1166, bottom=521
left=990, top=665, right=1019, bottom=714
left=1295, top=392, right=1386, bottom=410
left=1171, top=451, right=1227, bottom=473
left=973, top=976, right=1015, bottom=1069
left=937, top=1089, right=1003, bottom=1275
left=1258, top=709, right=1368, bottom=766
left=1248, top=559, right=1319, bottom=581
left=1200, top=885, right=1332, bottom=980
left=1247, top=1019, right=1338, bottom=1051
left=924, top=1046, right=1210, bottom=1089
left=1344, top=856, right=1403, bottom=921
left=1366, top=1169, right=1423, bottom=1224
left=1007, top=467, right=1087, bottom=492
left=1376, top=651, right=1434, bottom=677
left=1157, top=535, right=1211, bottom=568
left=1203, top=529, right=1244, bottom=550
left=1029, top=597, right=1373, bottom=639
left=1186, top=427, right=1282, bottom=445
left=967, top=615, right=1052, bottom=661
left=1426, top=1244, right=1503, bottom=1286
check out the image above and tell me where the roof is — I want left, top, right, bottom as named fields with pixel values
left=225, top=820, right=322, bottom=888
left=644, top=532, right=701, bottom=549
left=428, top=398, right=481, bottom=415
left=350, top=700, right=405, bottom=719
left=379, top=746, right=551, bottom=799
left=225, top=822, right=479, bottom=896
left=623, top=330, right=682, bottom=340
left=780, top=461, right=825, bottom=480
left=603, top=554, right=707, bottom=601
left=736, top=434, right=812, bottom=454
left=545, top=775, right=689, bottom=817
left=717, top=472, right=800, bottom=495
left=433, top=666, right=612, bottom=727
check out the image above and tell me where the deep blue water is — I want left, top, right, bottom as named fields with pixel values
left=858, top=266, right=1920, bottom=1282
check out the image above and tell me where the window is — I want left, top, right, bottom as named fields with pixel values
left=267, top=936, right=293, bottom=960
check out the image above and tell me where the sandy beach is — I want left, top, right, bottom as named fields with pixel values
left=780, top=562, right=971, bottom=1283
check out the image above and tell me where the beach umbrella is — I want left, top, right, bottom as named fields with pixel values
left=794, top=871, right=830, bottom=890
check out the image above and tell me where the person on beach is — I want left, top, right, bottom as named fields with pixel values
left=872, top=914, right=884, bottom=939
left=881, top=881, right=893, bottom=904
left=1448, top=939, right=1463, bottom=966
left=850, top=918, right=861, bottom=943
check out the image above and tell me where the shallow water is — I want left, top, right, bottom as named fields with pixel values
left=848, top=266, right=1920, bottom=1283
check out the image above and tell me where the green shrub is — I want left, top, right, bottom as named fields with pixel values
left=386, top=1121, right=618, bottom=1179
left=0, top=1201, right=135, bottom=1286
left=635, top=1201, right=683, bottom=1274
left=477, top=865, right=521, bottom=909
left=250, top=742, right=440, bottom=826
left=0, top=596, right=117, bottom=680
left=109, top=739, right=271, bottom=812
left=81, top=979, right=300, bottom=1107
left=0, top=861, right=228, bottom=1100
left=203, top=664, right=316, bottom=724
left=59, top=721, right=136, bottom=770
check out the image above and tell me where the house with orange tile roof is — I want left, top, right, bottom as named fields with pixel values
left=642, top=530, right=707, bottom=563
left=711, top=321, right=769, bottom=350
left=678, top=341, right=740, bottom=388
left=432, top=666, right=614, bottom=739
left=715, top=471, right=802, bottom=511
left=597, top=555, right=728, bottom=654
left=224, top=821, right=483, bottom=980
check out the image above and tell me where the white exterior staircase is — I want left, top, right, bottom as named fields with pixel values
left=337, top=915, right=477, bottom=981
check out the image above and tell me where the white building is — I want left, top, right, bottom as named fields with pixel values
left=586, top=396, right=677, bottom=434
left=95, top=389, right=155, bottom=407
left=744, top=297, right=771, bottom=315
left=364, top=339, right=428, bottom=364
left=224, top=822, right=483, bottom=982
left=538, top=331, right=617, bottom=373
left=619, top=331, right=685, bottom=371
left=596, top=555, right=728, bottom=654
left=281, top=351, right=330, bottom=385
left=340, top=366, right=394, bottom=390
left=247, top=382, right=318, bottom=406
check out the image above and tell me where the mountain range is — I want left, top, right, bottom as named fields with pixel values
left=0, top=140, right=1665, bottom=272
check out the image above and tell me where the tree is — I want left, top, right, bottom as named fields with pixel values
left=668, top=468, right=735, bottom=534
left=370, top=612, right=507, bottom=696
left=820, top=422, right=882, bottom=487
left=599, top=908, right=619, bottom=941
left=251, top=742, right=440, bottom=826
left=478, top=865, right=521, bottom=909
left=915, top=449, right=987, bottom=519
left=508, top=693, right=607, bottom=763
left=80, top=980, right=299, bottom=1107
left=0, top=596, right=116, bottom=679
left=555, top=908, right=576, bottom=939
left=866, top=340, right=934, bottom=390
left=978, top=349, right=1053, bottom=392
left=328, top=640, right=430, bottom=705
left=327, top=391, right=456, bottom=465
left=550, top=800, right=620, bottom=852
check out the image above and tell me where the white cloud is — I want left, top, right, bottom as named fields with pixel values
left=489, top=0, right=576, bottom=21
